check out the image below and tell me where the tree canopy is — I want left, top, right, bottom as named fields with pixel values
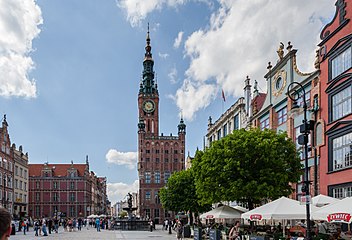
left=159, top=168, right=211, bottom=216
left=192, top=128, right=302, bottom=209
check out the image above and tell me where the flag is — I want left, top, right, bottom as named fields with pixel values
left=221, top=89, right=226, bottom=102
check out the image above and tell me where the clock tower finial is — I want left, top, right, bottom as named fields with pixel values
left=140, top=23, right=158, bottom=95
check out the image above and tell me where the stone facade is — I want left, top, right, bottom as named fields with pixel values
left=0, top=116, right=14, bottom=215
left=12, top=144, right=29, bottom=219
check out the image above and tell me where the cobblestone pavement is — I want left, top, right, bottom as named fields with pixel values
left=9, top=225, right=192, bottom=240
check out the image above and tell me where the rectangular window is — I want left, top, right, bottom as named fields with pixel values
left=165, top=150, right=169, bottom=154
left=145, top=209, right=151, bottom=218
left=0, top=173, right=2, bottom=185
left=15, top=166, right=18, bottom=176
left=296, top=90, right=311, bottom=108
left=70, top=193, right=75, bottom=202
left=15, top=179, right=18, bottom=189
left=277, top=107, right=287, bottom=125
left=145, top=172, right=151, bottom=184
left=164, top=158, right=168, bottom=163
left=234, top=114, right=239, bottom=130
left=332, top=86, right=352, bottom=121
left=19, top=181, right=22, bottom=190
left=70, top=182, right=75, bottom=190
left=35, top=206, right=40, bottom=217
left=223, top=123, right=227, bottom=137
left=53, top=192, right=58, bottom=202
left=174, top=158, right=178, bottom=163
left=217, top=129, right=221, bottom=140
left=174, top=150, right=178, bottom=154
left=332, top=132, right=352, bottom=171
left=53, top=182, right=58, bottom=189
left=164, top=172, right=170, bottom=183
left=36, top=181, right=40, bottom=189
left=145, top=191, right=151, bottom=200
left=332, top=185, right=352, bottom=199
left=70, top=206, right=75, bottom=217
left=146, top=150, right=150, bottom=154
left=35, top=192, right=40, bottom=202
left=24, top=182, right=27, bottom=191
left=331, top=46, right=351, bottom=79
left=155, top=158, right=160, bottom=163
left=154, top=172, right=160, bottom=183
left=155, top=150, right=160, bottom=154
left=260, top=117, right=270, bottom=130
left=154, top=208, right=160, bottom=218
left=20, top=168, right=23, bottom=177
left=24, top=170, right=27, bottom=179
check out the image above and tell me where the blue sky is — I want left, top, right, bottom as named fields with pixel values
left=0, top=0, right=335, bottom=204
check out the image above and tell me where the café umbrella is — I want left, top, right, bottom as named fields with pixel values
left=311, top=194, right=340, bottom=207
left=241, top=196, right=315, bottom=220
left=200, top=205, right=244, bottom=219
left=311, top=197, right=352, bottom=223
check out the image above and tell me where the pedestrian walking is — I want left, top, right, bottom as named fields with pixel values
left=22, top=219, right=27, bottom=235
left=149, top=219, right=154, bottom=232
left=176, top=221, right=183, bottom=240
left=95, top=218, right=100, bottom=232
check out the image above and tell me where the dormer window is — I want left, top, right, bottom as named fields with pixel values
left=67, top=169, right=77, bottom=178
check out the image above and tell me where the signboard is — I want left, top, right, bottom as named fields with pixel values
left=250, top=214, right=262, bottom=220
left=209, top=229, right=220, bottom=240
left=194, top=227, right=202, bottom=240
left=327, top=213, right=351, bottom=223
left=300, top=195, right=311, bottom=205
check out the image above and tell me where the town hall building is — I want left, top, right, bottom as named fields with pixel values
left=137, top=29, right=186, bottom=223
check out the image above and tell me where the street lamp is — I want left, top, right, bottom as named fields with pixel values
left=287, top=82, right=314, bottom=240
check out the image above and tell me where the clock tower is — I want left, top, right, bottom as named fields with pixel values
left=137, top=27, right=186, bottom=223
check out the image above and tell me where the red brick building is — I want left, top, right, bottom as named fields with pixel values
left=318, top=0, right=352, bottom=198
left=137, top=29, right=186, bottom=223
left=29, top=160, right=93, bottom=218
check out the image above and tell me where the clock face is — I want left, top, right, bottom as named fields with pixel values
left=143, top=100, right=155, bottom=113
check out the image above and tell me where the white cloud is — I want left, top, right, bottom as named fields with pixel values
left=107, top=180, right=139, bottom=204
left=158, top=52, right=169, bottom=59
left=173, top=31, right=184, bottom=49
left=175, top=79, right=217, bottom=121
left=176, top=0, right=335, bottom=120
left=106, top=149, right=137, bottom=169
left=168, top=66, right=178, bottom=84
left=117, top=0, right=335, bottom=121
left=0, top=0, right=42, bottom=98
left=116, top=0, right=199, bottom=26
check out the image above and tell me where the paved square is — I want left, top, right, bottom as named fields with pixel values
left=9, top=226, right=192, bottom=240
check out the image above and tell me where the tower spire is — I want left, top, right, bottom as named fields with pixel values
left=140, top=23, right=157, bottom=95
left=145, top=22, right=152, bottom=61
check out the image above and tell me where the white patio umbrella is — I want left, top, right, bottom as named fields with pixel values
left=241, top=196, right=317, bottom=220
left=312, top=194, right=340, bottom=207
left=200, top=205, right=244, bottom=219
left=312, top=197, right=352, bottom=223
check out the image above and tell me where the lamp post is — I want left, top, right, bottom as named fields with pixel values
left=287, top=82, right=314, bottom=240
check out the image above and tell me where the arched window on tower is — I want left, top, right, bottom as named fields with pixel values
left=152, top=120, right=154, bottom=133
left=147, top=120, right=150, bottom=132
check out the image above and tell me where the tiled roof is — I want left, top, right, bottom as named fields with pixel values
left=252, top=93, right=267, bottom=112
left=29, top=163, right=87, bottom=177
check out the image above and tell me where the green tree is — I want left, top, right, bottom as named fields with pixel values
left=159, top=168, right=211, bottom=224
left=192, top=128, right=302, bottom=210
